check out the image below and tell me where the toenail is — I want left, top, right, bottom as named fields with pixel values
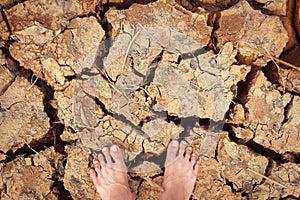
left=187, top=147, right=192, bottom=151
left=102, top=147, right=108, bottom=152
left=181, top=140, right=187, bottom=145
left=172, top=140, right=179, bottom=147
left=111, top=145, right=117, bottom=152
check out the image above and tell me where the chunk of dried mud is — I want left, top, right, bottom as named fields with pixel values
left=228, top=71, right=298, bottom=154
left=189, top=0, right=239, bottom=11
left=217, top=137, right=269, bottom=191
left=51, top=80, right=75, bottom=127
left=193, top=158, right=244, bottom=199
left=0, top=76, right=50, bottom=153
left=32, top=146, right=65, bottom=176
left=60, top=130, right=80, bottom=143
left=217, top=42, right=251, bottom=111
left=227, top=102, right=246, bottom=125
left=245, top=72, right=297, bottom=154
left=185, top=127, right=224, bottom=158
left=64, top=143, right=98, bottom=200
left=131, top=161, right=163, bottom=176
left=128, top=178, right=141, bottom=199
left=138, top=176, right=163, bottom=199
left=215, top=0, right=289, bottom=66
left=1, top=157, right=56, bottom=200
left=270, top=96, right=300, bottom=154
left=252, top=162, right=300, bottom=199
left=264, top=46, right=300, bottom=93
left=142, top=120, right=182, bottom=155
left=105, top=0, right=212, bottom=46
left=279, top=0, right=298, bottom=51
left=0, top=12, right=10, bottom=41
left=296, top=0, right=300, bottom=37
left=5, top=0, right=100, bottom=33
left=0, top=0, right=24, bottom=9
left=254, top=0, right=287, bottom=16
left=232, top=126, right=254, bottom=143
left=174, top=0, right=199, bottom=12
left=9, top=16, right=105, bottom=89
left=0, top=49, right=18, bottom=73
left=245, top=71, right=290, bottom=129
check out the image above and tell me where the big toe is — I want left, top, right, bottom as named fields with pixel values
left=165, top=140, right=179, bottom=165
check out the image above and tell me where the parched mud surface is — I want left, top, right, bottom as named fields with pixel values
left=0, top=0, right=299, bottom=199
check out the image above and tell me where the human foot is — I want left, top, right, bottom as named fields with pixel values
left=159, top=140, right=200, bottom=200
left=90, top=145, right=134, bottom=200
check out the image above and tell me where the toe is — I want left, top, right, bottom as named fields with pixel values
left=90, top=169, right=98, bottom=185
left=102, top=147, right=112, bottom=164
left=193, top=160, right=200, bottom=174
left=185, top=146, right=193, bottom=159
left=165, top=140, right=179, bottom=165
left=98, top=154, right=105, bottom=165
left=178, top=140, right=188, bottom=156
left=94, top=160, right=101, bottom=175
left=190, top=153, right=197, bottom=165
left=110, top=145, right=125, bottom=165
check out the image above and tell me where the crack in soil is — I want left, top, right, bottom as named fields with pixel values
left=0, top=7, right=12, bottom=37
left=280, top=95, right=294, bottom=129
left=208, top=11, right=221, bottom=53
left=0, top=47, right=72, bottom=199
left=1, top=0, right=300, bottom=199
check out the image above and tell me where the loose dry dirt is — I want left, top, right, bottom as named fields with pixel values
left=0, top=0, right=299, bottom=199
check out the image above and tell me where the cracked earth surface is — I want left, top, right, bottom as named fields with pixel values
left=0, top=0, right=300, bottom=199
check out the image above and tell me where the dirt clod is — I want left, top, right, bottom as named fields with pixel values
left=64, top=143, right=98, bottom=200
left=218, top=137, right=269, bottom=191
left=254, top=0, right=288, bottom=16
left=0, top=76, right=50, bottom=153
left=7, top=1, right=105, bottom=89
left=106, top=0, right=212, bottom=46
left=1, top=157, right=56, bottom=200
left=215, top=0, right=288, bottom=66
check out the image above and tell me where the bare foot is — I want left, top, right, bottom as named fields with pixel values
left=90, top=145, right=134, bottom=200
left=159, top=140, right=200, bottom=200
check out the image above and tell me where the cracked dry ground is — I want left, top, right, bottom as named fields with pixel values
left=0, top=0, right=300, bottom=199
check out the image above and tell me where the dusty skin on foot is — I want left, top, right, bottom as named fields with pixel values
left=90, top=140, right=199, bottom=200
left=159, top=140, right=200, bottom=200
left=90, top=145, right=134, bottom=200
